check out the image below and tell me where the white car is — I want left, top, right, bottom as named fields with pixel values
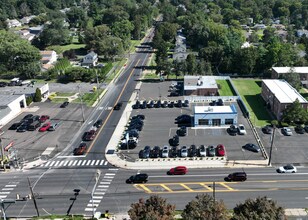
left=199, top=145, right=207, bottom=157
left=277, top=164, right=297, bottom=173
left=281, top=127, right=292, bottom=136
left=238, top=124, right=247, bottom=135
left=181, top=146, right=188, bottom=157
left=161, top=145, right=169, bottom=158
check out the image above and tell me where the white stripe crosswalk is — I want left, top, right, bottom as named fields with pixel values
left=0, top=182, right=19, bottom=200
left=40, top=159, right=109, bottom=168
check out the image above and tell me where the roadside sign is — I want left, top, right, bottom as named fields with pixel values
left=4, top=141, right=14, bottom=151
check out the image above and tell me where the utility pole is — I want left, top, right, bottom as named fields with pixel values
left=268, top=126, right=276, bottom=166
left=28, top=177, right=39, bottom=217
left=77, top=85, right=85, bottom=123
left=92, top=170, right=101, bottom=218
left=0, top=138, right=6, bottom=171
left=213, top=181, right=216, bottom=203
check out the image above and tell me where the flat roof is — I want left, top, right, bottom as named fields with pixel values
left=263, top=79, right=307, bottom=103
left=0, top=94, right=24, bottom=106
left=194, top=105, right=237, bottom=114
left=184, top=76, right=218, bottom=90
left=272, top=67, right=308, bottom=74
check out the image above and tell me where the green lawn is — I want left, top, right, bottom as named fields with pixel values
left=56, top=92, right=75, bottom=97
left=51, top=97, right=69, bottom=103
left=299, top=88, right=308, bottom=100
left=72, top=89, right=104, bottom=106
left=129, top=40, right=141, bottom=52
left=232, top=79, right=272, bottom=126
left=216, top=80, right=237, bottom=96
left=47, top=43, right=86, bottom=54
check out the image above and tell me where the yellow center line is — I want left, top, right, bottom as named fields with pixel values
left=219, top=182, right=236, bottom=191
left=180, top=184, right=194, bottom=192
left=86, top=59, right=141, bottom=154
left=199, top=183, right=213, bottom=191
left=160, top=184, right=173, bottom=192
left=136, top=184, right=152, bottom=193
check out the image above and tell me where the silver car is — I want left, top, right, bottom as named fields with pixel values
left=281, top=127, right=292, bottom=136
left=181, top=146, right=188, bottom=157
left=161, top=145, right=169, bottom=158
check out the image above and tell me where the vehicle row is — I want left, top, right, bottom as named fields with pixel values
left=132, top=99, right=189, bottom=109
left=262, top=125, right=308, bottom=135
left=126, top=163, right=298, bottom=184
left=73, top=118, right=103, bottom=155
left=120, top=115, right=145, bottom=149
left=227, top=124, right=247, bottom=136
left=138, top=144, right=226, bottom=159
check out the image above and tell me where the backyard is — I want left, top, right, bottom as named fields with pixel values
left=232, top=79, right=272, bottom=127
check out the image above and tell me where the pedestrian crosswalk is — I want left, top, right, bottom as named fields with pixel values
left=0, top=182, right=19, bottom=199
left=40, top=159, right=109, bottom=168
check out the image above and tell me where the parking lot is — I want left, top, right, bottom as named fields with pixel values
left=1, top=102, right=92, bottom=162
left=122, top=80, right=264, bottom=162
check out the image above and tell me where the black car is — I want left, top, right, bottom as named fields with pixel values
left=143, top=146, right=151, bottom=158
left=217, top=98, right=224, bottom=106
left=176, top=100, right=182, bottom=108
left=27, top=121, right=41, bottom=131
left=0, top=82, right=7, bottom=87
left=295, top=125, right=305, bottom=134
left=162, top=101, right=168, bottom=108
left=176, top=115, right=191, bottom=124
left=189, top=145, right=197, bottom=157
left=126, top=129, right=139, bottom=138
left=305, top=125, right=308, bottom=133
left=147, top=100, right=154, bottom=108
left=114, top=102, right=123, bottom=110
left=225, top=172, right=247, bottom=182
left=129, top=119, right=144, bottom=126
left=139, top=150, right=147, bottom=159
left=9, top=122, right=22, bottom=130
left=140, top=100, right=147, bottom=109
left=126, top=173, right=148, bottom=184
left=133, top=100, right=140, bottom=109
left=23, top=114, right=33, bottom=120
left=151, top=146, right=160, bottom=158
left=170, top=146, right=178, bottom=158
left=155, top=100, right=161, bottom=108
left=209, top=100, right=217, bottom=106
left=227, top=125, right=238, bottom=136
left=169, top=135, right=179, bottom=146
left=26, top=115, right=40, bottom=124
left=183, top=100, right=189, bottom=107
left=168, top=101, right=174, bottom=108
left=94, top=119, right=103, bottom=128
left=242, top=143, right=260, bottom=153
left=131, top=115, right=145, bottom=120
left=177, top=126, right=187, bottom=136
left=170, top=90, right=179, bottom=96
left=16, top=123, right=28, bottom=132
left=262, top=125, right=273, bottom=134
left=60, top=101, right=69, bottom=108
left=127, top=123, right=143, bottom=131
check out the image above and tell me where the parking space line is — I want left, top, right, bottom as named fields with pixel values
left=160, top=184, right=173, bottom=192
left=180, top=184, right=194, bottom=192
left=219, top=183, right=235, bottom=191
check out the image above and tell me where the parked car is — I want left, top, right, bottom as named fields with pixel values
left=170, top=146, right=178, bottom=158
left=27, top=121, right=41, bottom=131
left=217, top=98, right=224, bottom=106
left=47, top=122, right=60, bottom=131
left=32, top=115, right=40, bottom=122
left=242, top=143, right=260, bottom=153
left=199, top=145, right=206, bottom=157
left=39, top=115, right=50, bottom=123
left=180, top=146, right=188, bottom=157
left=9, top=122, right=22, bottom=130
left=73, top=143, right=87, bottom=155
left=151, top=146, right=160, bottom=158
left=162, top=101, right=168, bottom=108
left=262, top=125, right=273, bottom=134
left=16, top=123, right=28, bottom=132
left=147, top=100, right=154, bottom=108
left=216, top=144, right=225, bottom=156
left=39, top=122, right=51, bottom=132
left=183, top=100, right=189, bottom=107
left=176, top=115, right=191, bottom=124
left=189, top=145, right=197, bottom=157
left=83, top=130, right=97, bottom=141
left=304, top=125, right=308, bottom=133
left=277, top=164, right=297, bottom=173
left=143, top=146, right=151, bottom=158
left=114, top=102, right=123, bottom=110
left=94, top=119, right=103, bottom=128
left=207, top=145, right=216, bottom=157
left=168, top=101, right=175, bottom=108
left=131, top=114, right=145, bottom=120
left=126, top=173, right=148, bottom=183
left=140, top=100, right=147, bottom=109
left=238, top=124, right=246, bottom=135
left=0, top=82, right=7, bottom=87
left=169, top=135, right=179, bottom=146
left=23, top=114, right=33, bottom=120
left=227, top=125, right=238, bottom=136
left=133, top=100, right=140, bottom=109
left=139, top=150, right=147, bottom=159
left=225, top=172, right=247, bottom=182
left=177, top=126, right=187, bottom=136
left=294, top=125, right=305, bottom=134
left=176, top=100, right=182, bottom=108
left=167, top=166, right=187, bottom=175
left=126, top=129, right=139, bottom=138
left=281, top=127, right=293, bottom=136
left=209, top=100, right=217, bottom=106
left=60, top=101, right=69, bottom=108
left=155, top=100, right=161, bottom=108
left=161, top=145, right=169, bottom=158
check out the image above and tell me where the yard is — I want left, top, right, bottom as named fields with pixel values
left=232, top=79, right=272, bottom=127
left=216, top=80, right=237, bottom=96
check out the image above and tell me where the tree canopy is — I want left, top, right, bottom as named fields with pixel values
left=281, top=99, right=308, bottom=124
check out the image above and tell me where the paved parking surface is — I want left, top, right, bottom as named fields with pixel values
left=1, top=102, right=92, bottom=162
left=123, top=80, right=264, bottom=162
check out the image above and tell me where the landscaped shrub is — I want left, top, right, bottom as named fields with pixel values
left=26, top=96, right=33, bottom=106
left=280, top=122, right=289, bottom=127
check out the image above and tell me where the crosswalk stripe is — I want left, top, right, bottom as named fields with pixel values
left=104, top=176, right=114, bottom=179
left=95, top=160, right=100, bottom=165
left=81, top=160, right=87, bottom=166
left=108, top=168, right=118, bottom=171
left=89, top=199, right=101, bottom=203
left=44, top=161, right=51, bottom=167
left=5, top=185, right=17, bottom=187
left=104, top=161, right=108, bottom=165
left=2, top=188, right=14, bottom=191
left=105, top=173, right=115, bottom=176
left=85, top=207, right=96, bottom=212
left=68, top=161, right=74, bottom=166
left=96, top=188, right=107, bottom=191
left=100, top=182, right=111, bottom=185
left=40, top=159, right=111, bottom=167
left=63, top=161, right=69, bottom=166
left=49, top=161, right=56, bottom=166
left=93, top=196, right=103, bottom=199
left=90, top=160, right=96, bottom=166
left=0, top=195, right=7, bottom=199
left=94, top=192, right=105, bottom=195
left=86, top=160, right=91, bottom=166
left=77, top=160, right=83, bottom=166
left=0, top=192, right=10, bottom=194
left=98, top=185, right=109, bottom=188
left=72, top=160, right=78, bottom=166
left=100, top=160, right=105, bottom=165
left=54, top=161, right=60, bottom=166
left=59, top=161, right=65, bottom=166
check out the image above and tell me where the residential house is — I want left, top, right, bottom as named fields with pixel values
left=6, top=19, right=21, bottom=28
left=14, top=29, right=35, bottom=41
left=81, top=51, right=98, bottom=67
left=253, top=24, right=266, bottom=30
left=296, top=29, right=308, bottom=38
left=40, top=51, right=57, bottom=64
left=261, top=79, right=308, bottom=120
left=20, top=15, right=36, bottom=24
left=271, top=67, right=308, bottom=88
left=173, top=30, right=188, bottom=61
left=29, top=25, right=44, bottom=35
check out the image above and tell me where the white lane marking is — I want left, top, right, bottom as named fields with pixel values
left=88, top=120, right=93, bottom=124
left=104, top=161, right=108, bottom=165
left=0, top=196, right=7, bottom=199
left=108, top=168, right=118, bottom=171
left=99, top=160, right=105, bottom=165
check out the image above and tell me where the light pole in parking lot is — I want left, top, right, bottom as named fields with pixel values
left=158, top=86, right=161, bottom=100
left=268, top=125, right=276, bottom=166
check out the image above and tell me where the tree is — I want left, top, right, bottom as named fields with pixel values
left=66, top=6, right=87, bottom=28
left=128, top=195, right=175, bottom=220
left=279, top=68, right=301, bottom=90
left=186, top=54, right=197, bottom=75
left=182, top=194, right=229, bottom=220
left=281, top=99, right=308, bottom=125
left=232, top=196, right=286, bottom=220
left=33, top=88, right=42, bottom=102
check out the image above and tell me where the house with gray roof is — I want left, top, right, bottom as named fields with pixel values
left=81, top=51, right=98, bottom=67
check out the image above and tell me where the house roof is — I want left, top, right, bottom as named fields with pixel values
left=272, top=67, right=308, bottom=74
left=0, top=94, right=24, bottom=106
left=262, top=79, right=307, bottom=104
left=194, top=105, right=237, bottom=114
left=0, top=107, right=12, bottom=120
left=184, top=76, right=218, bottom=90
left=40, top=50, right=55, bottom=56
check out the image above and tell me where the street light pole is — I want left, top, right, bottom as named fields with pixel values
left=77, top=85, right=85, bottom=123
left=92, top=169, right=101, bottom=218
left=268, top=125, right=276, bottom=166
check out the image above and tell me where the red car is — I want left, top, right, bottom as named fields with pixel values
left=167, top=166, right=188, bottom=175
left=216, top=144, right=225, bottom=156
left=82, top=130, right=97, bottom=141
left=73, top=143, right=87, bottom=155
left=39, top=115, right=50, bottom=123
left=39, top=122, right=51, bottom=132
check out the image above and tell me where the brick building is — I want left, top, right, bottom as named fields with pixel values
left=184, top=76, right=218, bottom=96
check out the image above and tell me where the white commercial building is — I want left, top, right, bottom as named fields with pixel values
left=0, top=95, right=26, bottom=127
